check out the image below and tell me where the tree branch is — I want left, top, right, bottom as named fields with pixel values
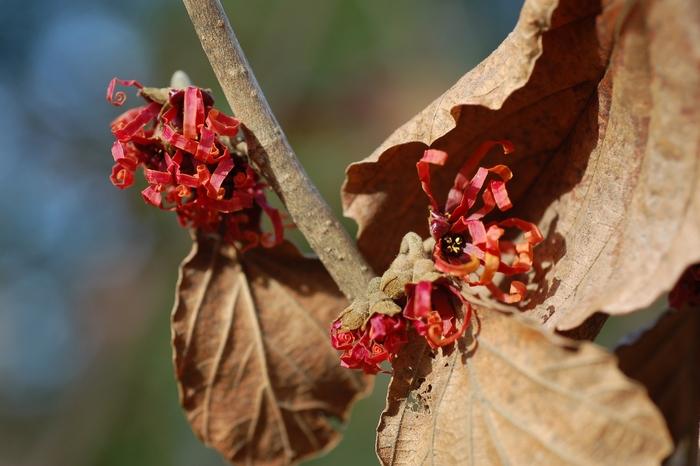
left=182, top=0, right=373, bottom=300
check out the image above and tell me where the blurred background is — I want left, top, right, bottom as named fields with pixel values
left=0, top=1, right=665, bottom=465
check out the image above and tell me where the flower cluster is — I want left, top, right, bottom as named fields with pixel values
left=107, top=78, right=283, bottom=250
left=669, top=264, right=700, bottom=309
left=331, top=279, right=470, bottom=373
left=331, top=314, right=407, bottom=374
left=417, top=141, right=543, bottom=303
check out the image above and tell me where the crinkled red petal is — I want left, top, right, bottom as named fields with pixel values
left=162, top=124, right=198, bottom=153
left=445, top=140, right=513, bottom=213
left=141, top=185, right=162, bottom=207
left=183, top=86, right=204, bottom=140
left=144, top=168, right=173, bottom=185
left=110, top=164, right=134, bottom=189
left=416, top=149, right=448, bottom=211
left=206, top=108, right=241, bottom=137
left=490, top=180, right=512, bottom=210
left=433, top=248, right=480, bottom=277
left=209, top=151, right=234, bottom=192
left=106, top=77, right=143, bottom=106
left=111, top=141, right=139, bottom=170
left=449, top=164, right=513, bottom=221
left=486, top=280, right=527, bottom=304
left=112, top=103, right=161, bottom=142
left=194, top=127, right=219, bottom=163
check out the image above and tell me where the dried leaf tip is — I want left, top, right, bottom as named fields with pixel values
left=417, top=141, right=543, bottom=304
left=106, top=77, right=283, bottom=250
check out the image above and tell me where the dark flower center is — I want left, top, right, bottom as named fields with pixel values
left=441, top=233, right=466, bottom=258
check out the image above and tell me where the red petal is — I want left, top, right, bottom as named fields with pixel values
left=416, top=149, right=448, bottom=211
left=111, top=141, right=139, bottom=170
left=486, top=281, right=527, bottom=304
left=106, top=77, right=143, bottom=106
left=433, top=249, right=480, bottom=277
left=450, top=217, right=487, bottom=245
left=490, top=180, right=512, bottom=211
left=141, top=185, right=162, bottom=207
left=209, top=152, right=234, bottom=192
left=144, top=168, right=173, bottom=185
left=110, top=164, right=134, bottom=189
left=162, top=125, right=198, bottom=154
left=111, top=102, right=161, bottom=142
left=194, top=127, right=218, bottom=163
left=467, top=186, right=496, bottom=220
left=183, top=87, right=204, bottom=140
left=445, top=140, right=514, bottom=214
left=206, top=108, right=240, bottom=136
left=411, top=281, right=433, bottom=320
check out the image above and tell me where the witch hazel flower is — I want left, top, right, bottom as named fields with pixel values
left=331, top=314, right=408, bottom=374
left=106, top=78, right=283, bottom=250
left=417, top=141, right=543, bottom=303
left=403, top=279, right=471, bottom=349
left=331, top=277, right=471, bottom=374
left=331, top=233, right=472, bottom=374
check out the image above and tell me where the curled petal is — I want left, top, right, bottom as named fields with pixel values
left=434, top=249, right=480, bottom=277
left=194, top=127, right=219, bottom=163
left=144, top=168, right=173, bottom=185
left=486, top=280, right=527, bottom=304
left=106, top=77, right=143, bottom=106
left=110, top=164, right=134, bottom=189
left=499, top=218, right=544, bottom=246
left=210, top=151, right=234, bottom=191
left=445, top=140, right=514, bottom=213
left=417, top=149, right=448, bottom=211
left=490, top=180, right=512, bottom=211
left=467, top=187, right=496, bottom=220
left=449, top=164, right=513, bottom=221
left=330, top=320, right=356, bottom=350
left=111, top=103, right=161, bottom=142
left=111, top=141, right=139, bottom=170
left=176, top=173, right=200, bottom=188
left=206, top=109, right=241, bottom=136
left=201, top=192, right=253, bottom=213
left=162, top=125, right=198, bottom=153
left=141, top=185, right=162, bottom=207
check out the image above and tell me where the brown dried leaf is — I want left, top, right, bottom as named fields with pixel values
left=343, top=0, right=700, bottom=330
left=171, top=234, right=369, bottom=466
left=617, top=307, right=700, bottom=465
left=376, top=309, right=672, bottom=466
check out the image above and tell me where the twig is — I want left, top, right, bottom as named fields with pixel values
left=182, top=0, right=374, bottom=300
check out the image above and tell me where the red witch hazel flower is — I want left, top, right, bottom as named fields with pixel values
left=106, top=77, right=283, bottom=250
left=417, top=141, right=543, bottom=303
left=331, top=278, right=471, bottom=374
left=403, top=279, right=471, bottom=349
left=331, top=314, right=408, bottom=374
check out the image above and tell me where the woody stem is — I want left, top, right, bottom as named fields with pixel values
left=182, top=0, right=374, bottom=300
